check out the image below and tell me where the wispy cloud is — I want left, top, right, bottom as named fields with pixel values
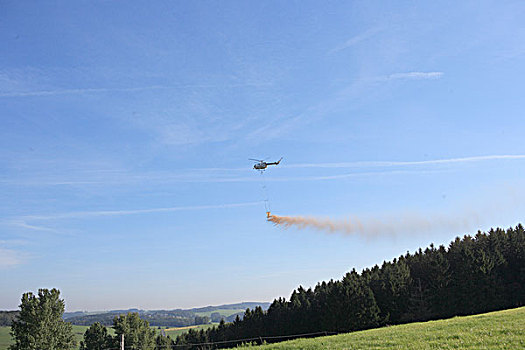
left=287, top=154, right=525, bottom=169
left=9, top=220, right=61, bottom=233
left=0, top=85, right=169, bottom=97
left=376, top=71, right=444, bottom=81
left=4, top=201, right=264, bottom=235
left=4, top=155, right=525, bottom=187
left=0, top=168, right=440, bottom=186
left=329, top=27, right=382, bottom=54
left=244, top=70, right=444, bottom=143
left=0, top=247, right=25, bottom=268
left=241, top=115, right=302, bottom=144
left=16, top=201, right=263, bottom=223
left=0, top=83, right=272, bottom=98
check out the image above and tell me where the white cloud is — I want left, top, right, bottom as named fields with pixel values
left=380, top=71, right=444, bottom=81
left=0, top=67, right=272, bottom=98
left=287, top=154, right=525, bottom=169
left=5, top=155, right=525, bottom=187
left=0, top=83, right=273, bottom=98
left=0, top=247, right=25, bottom=268
left=329, top=28, right=382, bottom=54
left=0, top=85, right=170, bottom=97
left=242, top=115, right=302, bottom=144
left=18, top=201, right=262, bottom=222
left=155, top=121, right=232, bottom=146
left=9, top=221, right=60, bottom=233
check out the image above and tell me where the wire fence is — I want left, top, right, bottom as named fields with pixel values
left=96, top=330, right=338, bottom=350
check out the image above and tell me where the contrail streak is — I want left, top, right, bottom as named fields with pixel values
left=286, top=155, right=525, bottom=169
left=0, top=83, right=272, bottom=98
left=268, top=213, right=476, bottom=237
left=5, top=154, right=525, bottom=187
left=18, top=201, right=262, bottom=221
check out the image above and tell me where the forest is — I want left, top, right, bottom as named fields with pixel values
left=172, top=225, right=524, bottom=348
left=6, top=225, right=524, bottom=350
left=0, top=312, right=18, bottom=327
left=65, top=310, right=207, bottom=327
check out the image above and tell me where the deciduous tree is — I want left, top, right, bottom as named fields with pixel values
left=113, top=312, right=156, bottom=350
left=10, top=288, right=75, bottom=350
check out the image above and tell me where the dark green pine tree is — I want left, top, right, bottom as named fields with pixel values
left=368, top=258, right=411, bottom=324
left=338, top=269, right=380, bottom=332
left=318, top=280, right=343, bottom=332
left=404, top=244, right=451, bottom=321
left=155, top=333, right=174, bottom=350
left=502, top=225, right=525, bottom=307
left=176, top=224, right=525, bottom=349
left=80, top=322, right=113, bottom=350
left=266, top=297, right=288, bottom=336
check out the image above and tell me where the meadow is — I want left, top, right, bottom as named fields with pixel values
left=163, top=322, right=218, bottom=338
left=1, top=307, right=523, bottom=349
left=194, top=308, right=247, bottom=318
left=0, top=325, right=104, bottom=350
left=0, top=322, right=210, bottom=349
left=233, top=307, right=525, bottom=349
left=0, top=327, right=11, bottom=350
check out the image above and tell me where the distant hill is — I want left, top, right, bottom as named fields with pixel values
left=189, top=302, right=270, bottom=314
left=225, top=312, right=245, bottom=322
left=65, top=309, right=197, bottom=327
left=56, top=302, right=270, bottom=327
left=1, top=302, right=269, bottom=327
left=62, top=309, right=140, bottom=320
left=0, top=311, right=18, bottom=327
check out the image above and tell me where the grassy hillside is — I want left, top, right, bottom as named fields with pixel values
left=0, top=320, right=209, bottom=349
left=60, top=302, right=270, bottom=326
left=163, top=323, right=218, bottom=338
left=235, top=307, right=525, bottom=349
left=1, top=307, right=523, bottom=349
left=71, top=325, right=91, bottom=345
left=0, top=327, right=10, bottom=350
left=194, top=308, right=246, bottom=318
left=0, top=325, right=97, bottom=350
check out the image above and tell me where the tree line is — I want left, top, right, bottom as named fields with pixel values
left=8, top=224, right=524, bottom=349
left=0, top=311, right=18, bottom=327
left=8, top=289, right=174, bottom=350
left=66, top=311, right=209, bottom=327
left=173, top=224, right=525, bottom=348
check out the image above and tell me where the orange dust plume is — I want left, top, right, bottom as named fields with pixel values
left=267, top=213, right=476, bottom=238
left=268, top=214, right=363, bottom=233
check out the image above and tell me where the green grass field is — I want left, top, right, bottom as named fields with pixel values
left=0, top=325, right=102, bottom=350
left=163, top=322, right=218, bottom=338
left=237, top=307, right=525, bottom=349
left=0, top=322, right=209, bottom=349
left=71, top=325, right=90, bottom=345
left=1, top=307, right=523, bottom=349
left=0, top=327, right=11, bottom=350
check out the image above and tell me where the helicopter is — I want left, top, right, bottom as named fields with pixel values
left=250, top=157, right=283, bottom=171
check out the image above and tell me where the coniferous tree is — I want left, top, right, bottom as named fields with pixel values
left=175, top=225, right=525, bottom=349
left=502, top=225, right=525, bottom=307
left=80, top=322, right=112, bottom=350
left=339, top=269, right=380, bottom=331
left=155, top=333, right=174, bottom=350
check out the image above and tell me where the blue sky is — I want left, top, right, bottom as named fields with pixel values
left=2, top=1, right=525, bottom=311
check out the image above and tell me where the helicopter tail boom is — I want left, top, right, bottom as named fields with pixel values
left=266, top=157, right=283, bottom=166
